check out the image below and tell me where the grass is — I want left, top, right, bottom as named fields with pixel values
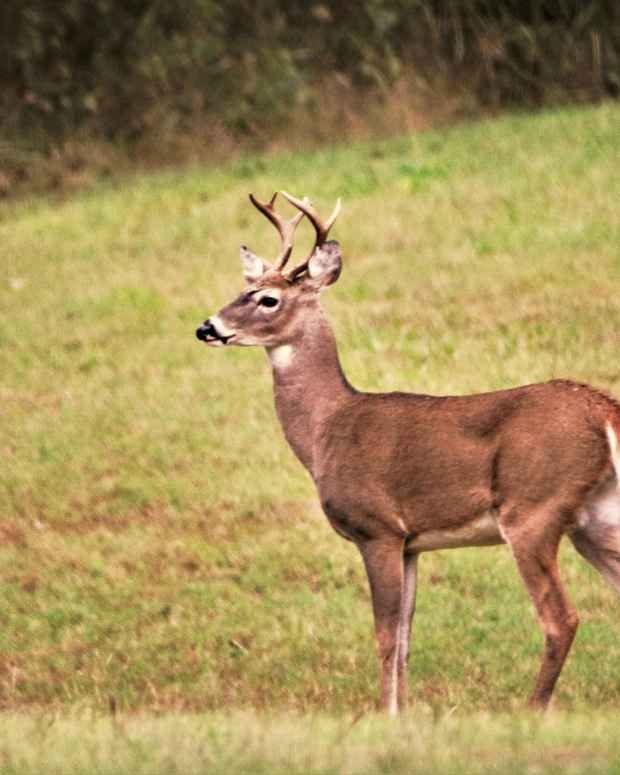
left=2, top=711, right=620, bottom=774
left=0, top=102, right=619, bottom=770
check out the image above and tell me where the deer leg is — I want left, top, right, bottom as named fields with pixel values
left=397, top=552, right=418, bottom=711
left=502, top=519, right=579, bottom=710
left=359, top=538, right=405, bottom=716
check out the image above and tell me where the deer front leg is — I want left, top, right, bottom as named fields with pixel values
left=397, top=552, right=418, bottom=710
left=359, top=538, right=405, bottom=715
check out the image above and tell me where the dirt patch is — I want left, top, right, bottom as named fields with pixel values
left=0, top=522, right=27, bottom=547
left=54, top=503, right=178, bottom=536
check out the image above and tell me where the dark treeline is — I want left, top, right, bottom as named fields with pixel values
left=1, top=1, right=619, bottom=145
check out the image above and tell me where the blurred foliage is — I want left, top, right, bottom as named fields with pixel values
left=0, top=1, right=618, bottom=146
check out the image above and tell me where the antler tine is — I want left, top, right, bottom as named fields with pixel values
left=280, top=191, right=341, bottom=279
left=248, top=192, right=305, bottom=271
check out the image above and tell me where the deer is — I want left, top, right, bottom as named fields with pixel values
left=195, top=191, right=620, bottom=715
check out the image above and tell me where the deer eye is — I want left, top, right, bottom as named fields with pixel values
left=258, top=296, right=279, bottom=308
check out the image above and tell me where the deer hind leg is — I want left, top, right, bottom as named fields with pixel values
left=501, top=515, right=579, bottom=710
left=359, top=538, right=405, bottom=716
left=396, top=552, right=418, bottom=711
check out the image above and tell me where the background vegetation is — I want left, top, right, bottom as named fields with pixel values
left=1, top=1, right=619, bottom=195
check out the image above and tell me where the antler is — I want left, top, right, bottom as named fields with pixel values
left=248, top=192, right=305, bottom=271
left=279, top=191, right=341, bottom=280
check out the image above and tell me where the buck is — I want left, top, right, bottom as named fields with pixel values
left=196, top=192, right=620, bottom=715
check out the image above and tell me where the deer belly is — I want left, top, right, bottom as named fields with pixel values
left=405, top=511, right=505, bottom=552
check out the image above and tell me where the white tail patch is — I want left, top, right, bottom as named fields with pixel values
left=606, top=422, right=620, bottom=481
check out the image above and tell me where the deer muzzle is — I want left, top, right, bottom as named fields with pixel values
left=195, top=317, right=235, bottom=346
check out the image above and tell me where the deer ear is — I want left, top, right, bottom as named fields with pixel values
left=240, top=245, right=270, bottom=284
left=305, top=241, right=342, bottom=289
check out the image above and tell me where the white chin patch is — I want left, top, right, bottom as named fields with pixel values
left=268, top=345, right=295, bottom=369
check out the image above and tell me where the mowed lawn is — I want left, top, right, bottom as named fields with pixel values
left=1, top=103, right=619, bottom=771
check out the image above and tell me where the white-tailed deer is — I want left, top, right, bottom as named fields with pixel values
left=196, top=192, right=620, bottom=715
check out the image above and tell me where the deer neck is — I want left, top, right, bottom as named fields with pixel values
left=266, top=309, right=354, bottom=475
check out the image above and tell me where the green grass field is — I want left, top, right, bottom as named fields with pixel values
left=1, top=102, right=619, bottom=772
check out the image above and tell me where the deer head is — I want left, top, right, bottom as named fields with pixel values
left=196, top=192, right=342, bottom=348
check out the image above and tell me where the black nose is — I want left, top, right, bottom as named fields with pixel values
left=196, top=320, right=215, bottom=341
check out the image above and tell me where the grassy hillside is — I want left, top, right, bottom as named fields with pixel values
left=1, top=104, right=619, bottom=764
